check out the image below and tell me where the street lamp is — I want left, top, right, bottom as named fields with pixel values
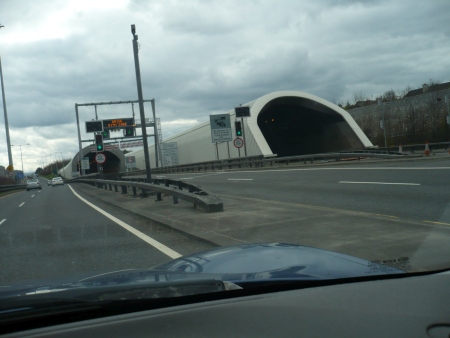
left=11, top=143, right=30, bottom=174
left=0, top=24, right=14, bottom=169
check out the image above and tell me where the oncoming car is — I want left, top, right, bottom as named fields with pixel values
left=51, top=177, right=64, bottom=187
left=26, top=179, right=41, bottom=191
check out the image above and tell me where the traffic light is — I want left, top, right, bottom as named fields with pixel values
left=95, top=134, right=104, bottom=152
left=101, top=130, right=110, bottom=139
left=235, top=121, right=242, bottom=137
left=124, top=127, right=134, bottom=137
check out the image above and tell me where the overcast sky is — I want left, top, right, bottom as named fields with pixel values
left=1, top=0, right=449, bottom=172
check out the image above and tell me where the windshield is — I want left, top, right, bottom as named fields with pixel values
left=0, top=0, right=449, bottom=322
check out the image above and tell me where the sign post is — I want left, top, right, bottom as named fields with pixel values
left=95, top=153, right=107, bottom=164
left=126, top=156, right=136, bottom=170
left=233, top=137, right=244, bottom=149
left=210, top=114, right=232, bottom=159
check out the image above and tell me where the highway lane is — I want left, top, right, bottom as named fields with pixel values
left=0, top=178, right=213, bottom=286
left=157, top=158, right=450, bottom=223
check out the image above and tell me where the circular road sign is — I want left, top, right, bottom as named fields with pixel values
left=233, top=137, right=244, bottom=148
left=8, top=171, right=13, bottom=177
left=127, top=156, right=134, bottom=163
left=95, top=153, right=107, bottom=164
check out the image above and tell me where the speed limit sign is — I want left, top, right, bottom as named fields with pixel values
left=95, top=153, right=107, bottom=164
left=233, top=137, right=244, bottom=148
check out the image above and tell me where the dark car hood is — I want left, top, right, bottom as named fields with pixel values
left=1, top=243, right=403, bottom=297
left=151, top=243, right=403, bottom=280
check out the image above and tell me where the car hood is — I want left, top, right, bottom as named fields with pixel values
left=152, top=243, right=403, bottom=279
left=0, top=243, right=403, bottom=298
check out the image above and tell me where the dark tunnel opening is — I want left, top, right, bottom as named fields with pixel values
left=257, top=97, right=364, bottom=157
left=83, top=151, right=121, bottom=174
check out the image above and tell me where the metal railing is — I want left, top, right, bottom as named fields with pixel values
left=0, top=184, right=26, bottom=193
left=119, top=150, right=427, bottom=175
left=373, top=141, right=450, bottom=153
left=69, top=178, right=223, bottom=213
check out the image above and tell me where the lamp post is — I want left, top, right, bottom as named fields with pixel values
left=11, top=143, right=30, bottom=174
left=131, top=24, right=152, bottom=183
left=0, top=24, right=13, bottom=169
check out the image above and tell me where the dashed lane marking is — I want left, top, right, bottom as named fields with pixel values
left=424, top=220, right=450, bottom=226
left=339, top=181, right=420, bottom=186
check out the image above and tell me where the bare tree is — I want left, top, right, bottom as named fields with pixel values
left=382, top=89, right=397, bottom=102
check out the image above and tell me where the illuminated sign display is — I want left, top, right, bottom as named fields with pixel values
left=102, top=118, right=135, bottom=130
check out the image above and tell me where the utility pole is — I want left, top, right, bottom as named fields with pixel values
left=0, top=24, right=13, bottom=169
left=131, top=24, right=152, bottom=182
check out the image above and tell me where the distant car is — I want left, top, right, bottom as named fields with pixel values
left=26, top=179, right=42, bottom=191
left=51, top=177, right=64, bottom=187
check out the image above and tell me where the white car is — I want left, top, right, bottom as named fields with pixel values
left=51, top=177, right=64, bottom=187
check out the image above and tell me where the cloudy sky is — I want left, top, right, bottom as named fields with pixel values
left=0, top=0, right=449, bottom=172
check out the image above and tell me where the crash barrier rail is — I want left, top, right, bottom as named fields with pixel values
left=122, top=154, right=271, bottom=176
left=373, top=141, right=450, bottom=153
left=0, top=184, right=26, bottom=193
left=119, top=150, right=426, bottom=175
left=69, top=178, right=223, bottom=213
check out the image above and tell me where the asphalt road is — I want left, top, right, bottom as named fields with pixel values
left=156, top=158, right=450, bottom=224
left=0, top=177, right=213, bottom=286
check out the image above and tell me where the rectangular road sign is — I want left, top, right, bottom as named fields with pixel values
left=103, top=118, right=135, bottom=130
left=161, top=142, right=179, bottom=167
left=81, top=160, right=90, bottom=170
left=85, top=120, right=104, bottom=133
left=235, top=106, right=251, bottom=118
left=209, top=114, right=232, bottom=143
left=126, top=156, right=136, bottom=168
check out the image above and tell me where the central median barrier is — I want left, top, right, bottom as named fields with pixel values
left=120, top=150, right=424, bottom=176
left=0, top=184, right=26, bottom=193
left=69, top=178, right=223, bottom=213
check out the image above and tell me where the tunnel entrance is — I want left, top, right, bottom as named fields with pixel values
left=84, top=151, right=121, bottom=174
left=257, top=97, right=363, bottom=157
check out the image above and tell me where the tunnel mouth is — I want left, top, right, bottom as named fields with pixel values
left=257, top=97, right=362, bottom=157
left=75, top=151, right=122, bottom=175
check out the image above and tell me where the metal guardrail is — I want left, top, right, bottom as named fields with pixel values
left=120, top=151, right=425, bottom=175
left=0, top=184, right=26, bottom=193
left=373, top=141, right=450, bottom=153
left=70, top=178, right=223, bottom=213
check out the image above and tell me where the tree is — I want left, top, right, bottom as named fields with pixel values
left=35, top=167, right=43, bottom=175
left=382, top=89, right=397, bottom=102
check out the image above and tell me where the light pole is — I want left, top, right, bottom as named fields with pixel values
left=11, top=143, right=30, bottom=174
left=0, top=24, right=13, bottom=169
left=131, top=24, right=152, bottom=182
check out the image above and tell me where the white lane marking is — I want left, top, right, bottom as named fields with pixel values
left=227, top=179, right=254, bottom=181
left=0, top=219, right=6, bottom=225
left=228, top=166, right=450, bottom=174
left=339, top=181, right=420, bottom=186
left=67, top=185, right=181, bottom=259
left=19, top=202, right=25, bottom=207
left=179, top=178, right=194, bottom=180
left=31, top=195, right=35, bottom=198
